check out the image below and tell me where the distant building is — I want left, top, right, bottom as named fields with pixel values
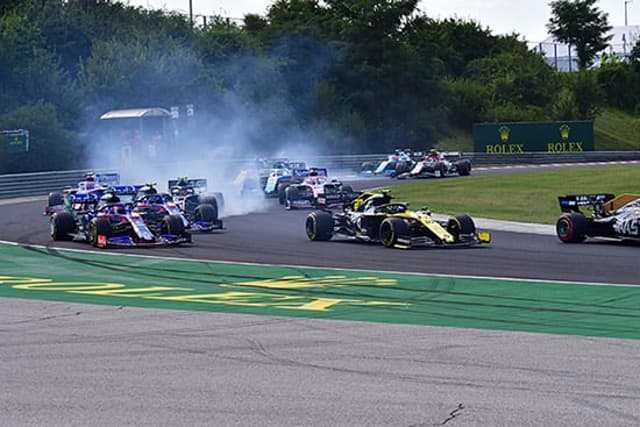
left=531, top=25, right=640, bottom=71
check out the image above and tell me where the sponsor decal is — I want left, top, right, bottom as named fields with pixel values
left=613, top=217, right=640, bottom=236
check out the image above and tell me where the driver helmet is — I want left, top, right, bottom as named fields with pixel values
left=100, top=193, right=120, bottom=204
left=137, top=184, right=157, bottom=197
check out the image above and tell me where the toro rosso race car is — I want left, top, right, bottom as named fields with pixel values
left=305, top=190, right=491, bottom=248
left=279, top=168, right=355, bottom=209
left=556, top=193, right=640, bottom=243
left=49, top=191, right=191, bottom=248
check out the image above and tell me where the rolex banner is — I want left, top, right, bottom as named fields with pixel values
left=472, top=121, right=594, bottom=153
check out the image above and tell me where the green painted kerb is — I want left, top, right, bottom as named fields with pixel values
left=0, top=243, right=638, bottom=339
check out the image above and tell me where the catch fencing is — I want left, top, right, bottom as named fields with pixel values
left=1, top=151, right=639, bottom=199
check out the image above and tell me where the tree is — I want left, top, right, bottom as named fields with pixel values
left=547, top=0, right=612, bottom=70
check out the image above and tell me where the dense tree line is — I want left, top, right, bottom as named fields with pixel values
left=0, top=0, right=637, bottom=172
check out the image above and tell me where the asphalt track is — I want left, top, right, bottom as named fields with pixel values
left=1, top=170, right=639, bottom=426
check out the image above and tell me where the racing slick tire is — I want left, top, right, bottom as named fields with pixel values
left=48, top=192, right=64, bottom=207
left=305, top=211, right=334, bottom=241
left=162, top=214, right=186, bottom=237
left=341, top=184, right=354, bottom=194
left=379, top=217, right=410, bottom=248
left=447, top=214, right=476, bottom=242
left=50, top=211, right=75, bottom=241
left=457, top=160, right=471, bottom=176
left=194, top=203, right=217, bottom=222
left=90, top=217, right=112, bottom=247
left=278, top=183, right=289, bottom=205
left=285, top=186, right=300, bottom=210
left=556, top=213, right=587, bottom=243
left=200, top=196, right=219, bottom=216
left=436, top=162, right=447, bottom=178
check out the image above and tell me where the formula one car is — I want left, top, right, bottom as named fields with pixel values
left=305, top=190, right=491, bottom=248
left=134, top=181, right=223, bottom=233
left=360, top=149, right=415, bottom=177
left=44, top=171, right=120, bottom=214
left=280, top=168, right=355, bottom=209
left=168, top=177, right=224, bottom=219
left=396, top=150, right=471, bottom=179
left=49, top=191, right=191, bottom=247
left=263, top=160, right=308, bottom=197
left=556, top=193, right=640, bottom=243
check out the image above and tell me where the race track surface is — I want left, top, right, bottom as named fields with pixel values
left=1, top=174, right=639, bottom=426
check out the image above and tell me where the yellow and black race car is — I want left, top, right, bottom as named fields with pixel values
left=304, top=190, right=491, bottom=249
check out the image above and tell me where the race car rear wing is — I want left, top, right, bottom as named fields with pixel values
left=558, top=194, right=615, bottom=213
left=292, top=168, right=328, bottom=178
left=96, top=173, right=120, bottom=186
left=168, top=178, right=207, bottom=193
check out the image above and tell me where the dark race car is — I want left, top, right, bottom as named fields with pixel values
left=304, top=190, right=491, bottom=249
left=49, top=192, right=191, bottom=248
left=396, top=150, right=471, bottom=179
left=556, top=193, right=640, bottom=243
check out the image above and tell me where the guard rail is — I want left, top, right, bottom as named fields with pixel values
left=1, top=151, right=639, bottom=199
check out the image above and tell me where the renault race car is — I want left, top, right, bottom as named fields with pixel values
left=556, top=193, right=640, bottom=243
left=396, top=151, right=471, bottom=179
left=280, top=168, right=355, bottom=209
left=49, top=192, right=191, bottom=247
left=305, top=190, right=491, bottom=248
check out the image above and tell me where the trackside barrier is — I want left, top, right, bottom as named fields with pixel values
left=1, top=152, right=639, bottom=199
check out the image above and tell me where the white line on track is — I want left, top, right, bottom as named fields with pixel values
left=2, top=239, right=636, bottom=288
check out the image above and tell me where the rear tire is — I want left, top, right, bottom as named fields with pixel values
left=48, top=192, right=64, bottom=206
left=305, top=211, right=333, bottom=241
left=457, top=160, right=471, bottom=176
left=379, top=217, right=409, bottom=248
left=194, top=203, right=217, bottom=222
left=556, top=213, right=587, bottom=243
left=50, top=212, right=75, bottom=241
left=447, top=214, right=476, bottom=241
left=200, top=196, right=219, bottom=214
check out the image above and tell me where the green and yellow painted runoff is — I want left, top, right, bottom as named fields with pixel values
left=0, top=243, right=638, bottom=340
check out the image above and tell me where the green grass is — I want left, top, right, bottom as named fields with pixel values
left=384, top=165, right=639, bottom=224
left=593, top=109, right=640, bottom=150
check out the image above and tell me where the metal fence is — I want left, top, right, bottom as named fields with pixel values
left=1, top=151, right=639, bottom=199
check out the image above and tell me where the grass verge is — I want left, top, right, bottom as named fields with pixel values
left=384, top=165, right=639, bottom=225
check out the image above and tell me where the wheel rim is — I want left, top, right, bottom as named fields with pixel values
left=380, top=222, right=393, bottom=246
left=557, top=218, right=572, bottom=240
left=305, top=216, right=316, bottom=239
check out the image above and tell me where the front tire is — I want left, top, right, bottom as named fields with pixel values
left=194, top=203, right=217, bottom=222
left=556, top=213, right=587, bottom=243
left=48, top=192, right=64, bottom=206
left=447, top=214, right=476, bottom=241
left=90, top=217, right=112, bottom=247
left=162, top=214, right=186, bottom=236
left=305, top=211, right=334, bottom=241
left=379, top=217, right=409, bottom=248
left=285, top=186, right=300, bottom=210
